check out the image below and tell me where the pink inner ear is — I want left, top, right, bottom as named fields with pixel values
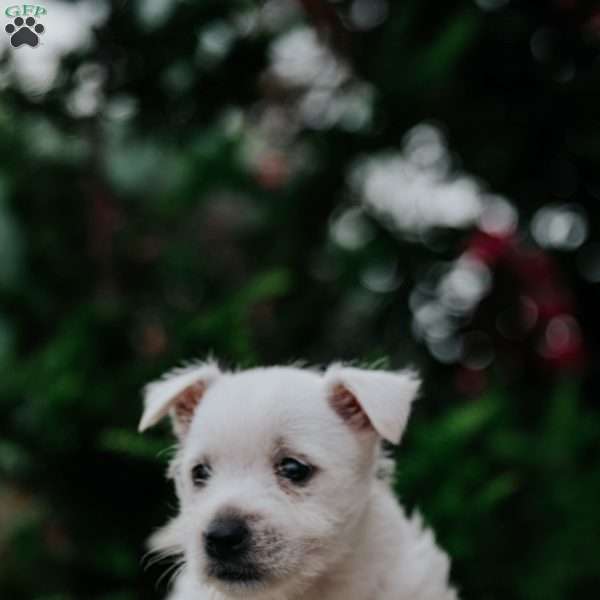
left=173, top=381, right=206, bottom=436
left=330, top=383, right=373, bottom=433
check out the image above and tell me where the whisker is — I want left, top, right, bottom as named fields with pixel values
left=142, top=543, right=183, bottom=571
left=142, top=551, right=171, bottom=570
left=156, top=556, right=185, bottom=591
left=167, top=561, right=187, bottom=592
left=157, top=443, right=178, bottom=460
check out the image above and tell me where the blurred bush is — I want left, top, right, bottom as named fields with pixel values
left=0, top=1, right=599, bottom=598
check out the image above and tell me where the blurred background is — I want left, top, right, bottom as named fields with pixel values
left=0, top=0, right=599, bottom=598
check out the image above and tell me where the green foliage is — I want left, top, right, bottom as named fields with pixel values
left=397, top=380, right=600, bottom=598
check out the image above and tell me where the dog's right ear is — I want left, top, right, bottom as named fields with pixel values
left=324, top=365, right=420, bottom=445
left=138, top=362, right=220, bottom=438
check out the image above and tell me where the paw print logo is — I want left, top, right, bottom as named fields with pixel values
left=5, top=16, right=45, bottom=48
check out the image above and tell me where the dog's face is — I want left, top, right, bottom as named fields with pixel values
left=139, top=364, right=419, bottom=597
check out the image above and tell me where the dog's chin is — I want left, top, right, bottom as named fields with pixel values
left=206, top=562, right=269, bottom=596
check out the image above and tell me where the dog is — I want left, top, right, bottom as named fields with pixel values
left=139, top=361, right=458, bottom=600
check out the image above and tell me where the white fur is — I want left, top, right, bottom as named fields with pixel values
left=139, top=363, right=459, bottom=600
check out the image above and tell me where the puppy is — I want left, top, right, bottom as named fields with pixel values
left=139, top=362, right=458, bottom=600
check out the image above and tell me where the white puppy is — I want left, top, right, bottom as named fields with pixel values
left=139, top=362, right=458, bottom=600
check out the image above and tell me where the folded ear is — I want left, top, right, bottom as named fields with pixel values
left=138, top=361, right=221, bottom=437
left=324, top=365, right=420, bottom=444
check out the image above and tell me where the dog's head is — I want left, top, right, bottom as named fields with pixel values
left=139, top=362, right=419, bottom=597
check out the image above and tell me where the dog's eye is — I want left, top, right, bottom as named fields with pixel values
left=191, top=463, right=211, bottom=486
left=276, top=458, right=314, bottom=484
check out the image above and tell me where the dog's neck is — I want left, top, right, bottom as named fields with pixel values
left=296, top=482, right=392, bottom=600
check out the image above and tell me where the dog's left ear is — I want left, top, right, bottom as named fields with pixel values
left=138, top=362, right=221, bottom=437
left=324, top=366, right=420, bottom=444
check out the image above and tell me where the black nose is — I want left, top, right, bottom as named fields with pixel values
left=204, top=517, right=251, bottom=561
